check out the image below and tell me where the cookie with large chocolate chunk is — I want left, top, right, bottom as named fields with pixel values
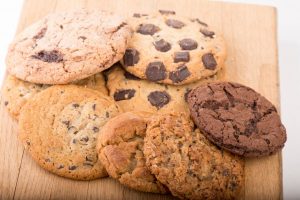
left=187, top=82, right=287, bottom=157
left=106, top=65, right=218, bottom=115
left=97, top=112, right=168, bottom=193
left=143, top=113, right=244, bottom=199
left=19, top=85, right=121, bottom=180
left=6, top=9, right=132, bottom=84
left=121, top=10, right=226, bottom=85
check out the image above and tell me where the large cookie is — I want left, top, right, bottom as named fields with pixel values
left=121, top=10, right=226, bottom=85
left=143, top=113, right=244, bottom=199
left=19, top=85, right=121, bottom=180
left=97, top=112, right=168, bottom=193
left=188, top=82, right=287, bottom=157
left=6, top=9, right=132, bottom=84
left=3, top=73, right=107, bottom=120
left=106, top=65, right=217, bottom=115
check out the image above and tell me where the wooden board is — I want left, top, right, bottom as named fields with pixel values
left=0, top=0, right=282, bottom=199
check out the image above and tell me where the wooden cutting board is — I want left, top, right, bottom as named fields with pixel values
left=0, top=0, right=282, bottom=199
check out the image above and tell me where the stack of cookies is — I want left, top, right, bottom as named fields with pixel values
left=3, top=9, right=286, bottom=200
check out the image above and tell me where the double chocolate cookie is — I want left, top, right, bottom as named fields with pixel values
left=121, top=10, right=226, bottom=85
left=188, top=82, right=287, bottom=157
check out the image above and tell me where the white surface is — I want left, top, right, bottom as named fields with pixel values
left=0, top=0, right=299, bottom=199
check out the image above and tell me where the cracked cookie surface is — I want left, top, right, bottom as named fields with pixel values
left=121, top=10, right=226, bottom=85
left=19, top=85, right=121, bottom=180
left=6, top=9, right=132, bottom=84
left=97, top=112, right=168, bottom=193
left=3, top=73, right=107, bottom=120
left=143, top=113, right=244, bottom=199
left=188, top=82, right=287, bottom=157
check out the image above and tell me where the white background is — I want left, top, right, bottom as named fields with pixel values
left=0, top=0, right=299, bottom=199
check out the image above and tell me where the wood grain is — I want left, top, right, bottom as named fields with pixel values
left=0, top=0, right=282, bottom=199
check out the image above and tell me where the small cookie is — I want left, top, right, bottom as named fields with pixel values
left=97, top=112, right=168, bottom=193
left=106, top=65, right=216, bottom=115
left=3, top=73, right=107, bottom=120
left=144, top=113, right=244, bottom=199
left=19, top=85, right=121, bottom=180
left=6, top=9, right=132, bottom=84
left=188, top=82, right=287, bottom=157
left=121, top=10, right=226, bottom=85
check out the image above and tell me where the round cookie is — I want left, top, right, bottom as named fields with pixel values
left=106, top=64, right=217, bottom=115
left=6, top=9, right=132, bottom=84
left=3, top=73, right=108, bottom=120
left=121, top=10, right=226, bottom=85
left=187, top=82, right=287, bottom=157
left=18, top=85, right=121, bottom=180
left=144, top=113, right=244, bottom=200
left=97, top=112, right=168, bottom=193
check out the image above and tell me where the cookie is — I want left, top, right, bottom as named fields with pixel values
left=97, top=112, right=168, bottom=193
left=3, top=73, right=107, bottom=120
left=143, top=113, right=244, bottom=200
left=187, top=82, right=287, bottom=157
left=121, top=10, right=226, bottom=85
left=18, top=85, right=121, bottom=180
left=6, top=9, right=132, bottom=84
left=106, top=64, right=217, bottom=115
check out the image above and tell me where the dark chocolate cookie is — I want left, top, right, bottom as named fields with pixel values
left=187, top=82, right=287, bottom=157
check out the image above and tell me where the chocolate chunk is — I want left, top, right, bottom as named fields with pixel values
left=93, top=127, right=99, bottom=133
left=184, top=89, right=192, bottom=102
left=178, top=39, right=198, bottom=50
left=123, top=48, right=139, bottom=66
left=62, top=120, right=70, bottom=127
left=80, top=136, right=89, bottom=142
left=169, top=65, right=191, bottom=83
left=202, top=53, right=217, bottom=70
left=105, top=112, right=110, bottom=118
left=33, top=27, right=47, bottom=40
left=148, top=91, right=171, bottom=109
left=166, top=19, right=185, bottom=29
left=145, top=62, right=167, bottom=82
left=190, top=18, right=208, bottom=27
left=153, top=39, right=171, bottom=52
left=133, top=13, right=141, bottom=18
left=72, top=103, right=79, bottom=108
left=31, top=50, right=63, bottom=63
left=174, top=52, right=190, bottom=63
left=137, top=24, right=160, bottom=35
left=200, top=28, right=215, bottom=38
left=113, top=89, right=136, bottom=101
left=72, top=139, right=77, bottom=144
left=4, top=101, right=8, bottom=106
left=159, top=10, right=176, bottom=15
left=69, top=165, right=77, bottom=170
left=78, top=36, right=87, bottom=40
left=92, top=104, right=96, bottom=110
left=124, top=71, right=140, bottom=80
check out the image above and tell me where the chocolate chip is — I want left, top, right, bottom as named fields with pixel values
left=178, top=39, right=198, bottom=50
left=153, top=39, right=171, bottom=52
left=83, top=163, right=94, bottom=167
left=45, top=158, right=51, bottom=162
left=166, top=19, right=185, bottom=29
left=202, top=53, right=217, bottom=70
left=31, top=50, right=63, bottom=63
left=159, top=10, right=176, bottom=15
left=59, top=25, right=63, bottom=29
left=137, top=24, right=160, bottom=35
left=93, top=127, right=99, bottom=133
left=174, top=52, right=190, bottom=63
left=190, top=18, right=208, bottom=27
left=124, top=71, right=140, bottom=80
left=145, top=62, right=167, bottom=82
left=72, top=139, right=77, bottom=144
left=92, top=104, right=96, bottom=110
left=133, top=13, right=141, bottom=18
left=68, top=126, right=78, bottom=135
left=80, top=136, right=89, bottom=142
left=78, top=36, right=87, bottom=40
left=105, top=112, right=109, bottom=118
left=169, top=65, right=191, bottom=83
left=123, top=48, right=140, bottom=66
left=200, top=28, right=215, bottom=38
left=113, top=89, right=136, bottom=101
left=72, top=103, right=79, bottom=108
left=148, top=91, right=171, bottom=109
left=33, top=27, right=47, bottom=39
left=57, top=164, right=64, bottom=169
left=4, top=101, right=8, bottom=106
left=184, top=89, right=192, bottom=102
left=62, top=120, right=70, bottom=127
left=69, top=165, right=77, bottom=170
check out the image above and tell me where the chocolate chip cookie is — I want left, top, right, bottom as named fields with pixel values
left=18, top=85, right=121, bottom=180
left=106, top=64, right=217, bottom=115
left=6, top=9, right=132, bottom=84
left=121, top=10, right=226, bottom=85
left=144, top=113, right=244, bottom=199
left=3, top=73, right=107, bottom=120
left=97, top=112, right=168, bottom=193
left=188, top=82, right=287, bottom=157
